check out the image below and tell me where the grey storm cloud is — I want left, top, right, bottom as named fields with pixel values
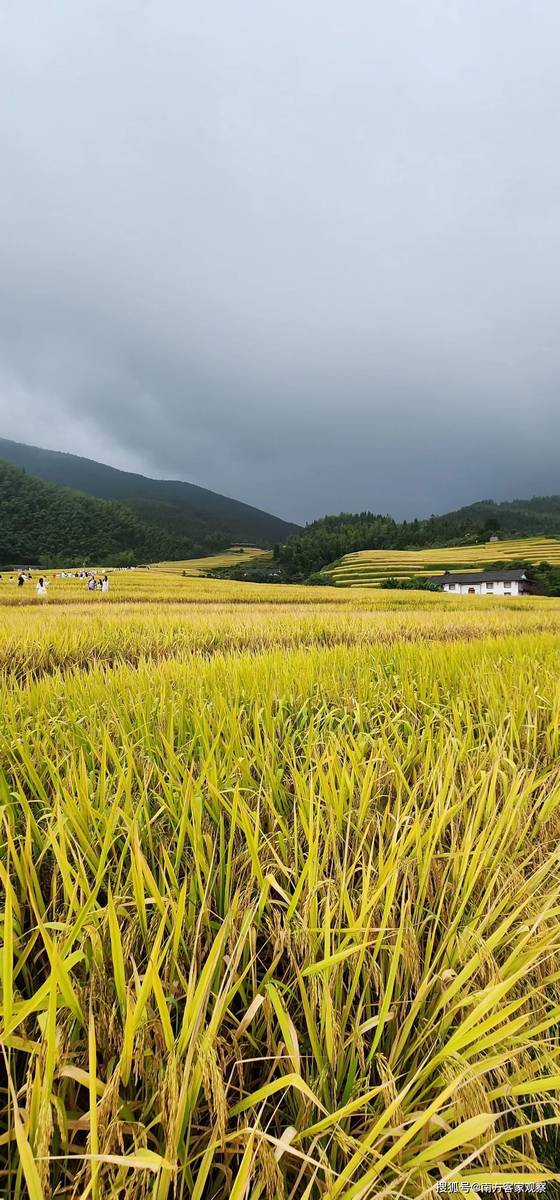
left=1, top=0, right=560, bottom=522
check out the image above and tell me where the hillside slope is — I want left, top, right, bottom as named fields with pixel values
left=0, top=460, right=197, bottom=565
left=0, top=438, right=299, bottom=548
left=279, top=497, right=560, bottom=577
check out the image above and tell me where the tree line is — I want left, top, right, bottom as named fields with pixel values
left=276, top=510, right=510, bottom=579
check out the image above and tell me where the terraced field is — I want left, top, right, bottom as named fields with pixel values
left=326, top=536, right=560, bottom=587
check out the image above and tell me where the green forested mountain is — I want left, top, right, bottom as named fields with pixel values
left=278, top=498, right=560, bottom=578
left=439, top=496, right=560, bottom=536
left=0, top=460, right=198, bottom=565
left=0, top=438, right=299, bottom=548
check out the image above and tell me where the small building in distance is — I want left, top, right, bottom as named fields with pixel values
left=428, top=569, right=533, bottom=596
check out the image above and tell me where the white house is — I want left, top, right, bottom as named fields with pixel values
left=428, top=569, right=532, bottom=596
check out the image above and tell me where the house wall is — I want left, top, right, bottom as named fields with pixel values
left=442, top=580, right=520, bottom=596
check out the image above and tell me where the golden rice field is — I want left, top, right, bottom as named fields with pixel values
left=2, top=574, right=560, bottom=1198
left=149, top=546, right=271, bottom=576
left=0, top=566, right=341, bottom=607
left=327, top=536, right=560, bottom=586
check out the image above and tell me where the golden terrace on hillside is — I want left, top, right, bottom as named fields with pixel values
left=326, top=536, right=560, bottom=587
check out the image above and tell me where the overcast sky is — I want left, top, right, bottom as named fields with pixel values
left=1, top=1, right=559, bottom=523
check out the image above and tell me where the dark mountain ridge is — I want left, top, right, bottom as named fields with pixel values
left=0, top=459, right=195, bottom=566
left=0, top=437, right=299, bottom=549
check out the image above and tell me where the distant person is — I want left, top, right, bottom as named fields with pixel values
left=17, top=573, right=25, bottom=588
left=87, top=577, right=96, bottom=592
left=101, top=575, right=109, bottom=593
left=36, top=577, right=48, bottom=597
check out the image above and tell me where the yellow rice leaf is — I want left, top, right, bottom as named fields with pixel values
left=6, top=1066, right=46, bottom=1200
left=58, top=1065, right=106, bottom=1096
left=408, top=1113, right=495, bottom=1166
left=489, top=1074, right=560, bottom=1099
left=267, top=982, right=300, bottom=1073
left=229, top=1071, right=327, bottom=1117
left=89, top=1008, right=99, bottom=1200
left=229, top=1131, right=257, bottom=1200
left=235, top=991, right=265, bottom=1038
left=301, top=941, right=374, bottom=977
left=190, top=1134, right=219, bottom=1200
left=107, top=886, right=127, bottom=1016
left=2, top=875, right=13, bottom=1027
left=274, top=1125, right=297, bottom=1161
left=53, top=1149, right=174, bottom=1171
